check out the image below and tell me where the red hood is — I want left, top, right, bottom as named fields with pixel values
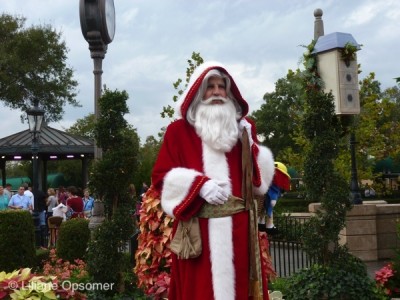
left=176, top=61, right=249, bottom=120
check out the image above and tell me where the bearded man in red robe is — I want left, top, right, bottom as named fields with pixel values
left=151, top=61, right=275, bottom=300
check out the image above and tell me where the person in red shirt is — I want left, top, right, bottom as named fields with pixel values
left=66, top=186, right=84, bottom=218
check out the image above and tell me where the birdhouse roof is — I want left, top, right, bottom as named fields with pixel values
left=313, top=32, right=361, bottom=54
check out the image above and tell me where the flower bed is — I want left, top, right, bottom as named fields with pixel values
left=375, top=262, right=400, bottom=298
left=0, top=249, right=88, bottom=299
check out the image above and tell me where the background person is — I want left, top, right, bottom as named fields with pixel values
left=83, top=188, right=94, bottom=217
left=66, top=186, right=84, bottom=218
left=0, top=186, right=9, bottom=210
left=46, top=188, right=58, bottom=218
left=23, top=183, right=34, bottom=210
left=8, top=185, right=32, bottom=211
left=3, top=183, right=12, bottom=200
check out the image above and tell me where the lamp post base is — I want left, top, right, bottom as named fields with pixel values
left=350, top=191, right=363, bottom=205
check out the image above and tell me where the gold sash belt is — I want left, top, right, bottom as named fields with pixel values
left=197, top=195, right=246, bottom=218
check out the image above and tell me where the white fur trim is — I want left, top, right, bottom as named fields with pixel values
left=202, top=143, right=232, bottom=194
left=253, top=145, right=275, bottom=195
left=209, top=217, right=235, bottom=300
left=202, top=143, right=235, bottom=299
left=161, top=167, right=202, bottom=217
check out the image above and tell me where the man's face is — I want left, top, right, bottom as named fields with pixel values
left=203, top=76, right=227, bottom=104
left=18, top=187, right=25, bottom=195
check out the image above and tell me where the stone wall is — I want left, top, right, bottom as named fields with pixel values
left=308, top=201, right=400, bottom=262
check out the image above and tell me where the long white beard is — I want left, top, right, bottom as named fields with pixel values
left=194, top=98, right=239, bottom=152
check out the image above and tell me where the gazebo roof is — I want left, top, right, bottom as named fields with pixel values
left=0, top=125, right=94, bottom=160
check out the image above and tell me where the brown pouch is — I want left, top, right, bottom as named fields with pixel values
left=170, top=217, right=202, bottom=259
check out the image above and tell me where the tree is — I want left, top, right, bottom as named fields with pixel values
left=86, top=88, right=139, bottom=297
left=251, top=69, right=306, bottom=171
left=357, top=74, right=400, bottom=161
left=160, top=52, right=204, bottom=120
left=133, top=135, right=161, bottom=192
left=66, top=113, right=96, bottom=140
left=89, top=88, right=140, bottom=216
left=0, top=14, right=79, bottom=122
left=334, top=73, right=400, bottom=193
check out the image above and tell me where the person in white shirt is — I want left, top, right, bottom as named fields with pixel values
left=23, top=183, right=34, bottom=210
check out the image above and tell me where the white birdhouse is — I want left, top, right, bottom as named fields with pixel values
left=313, top=32, right=361, bottom=115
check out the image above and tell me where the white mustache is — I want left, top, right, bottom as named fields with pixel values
left=202, top=96, right=229, bottom=105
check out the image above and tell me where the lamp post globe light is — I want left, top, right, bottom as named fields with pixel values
left=79, top=0, right=115, bottom=159
left=26, top=99, right=44, bottom=193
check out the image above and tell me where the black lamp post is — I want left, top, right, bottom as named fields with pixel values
left=26, top=99, right=44, bottom=194
left=350, top=131, right=362, bottom=204
left=27, top=99, right=44, bottom=248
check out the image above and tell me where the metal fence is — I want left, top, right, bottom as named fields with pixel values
left=268, top=215, right=315, bottom=277
left=37, top=215, right=314, bottom=278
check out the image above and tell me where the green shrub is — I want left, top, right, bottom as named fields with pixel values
left=269, top=277, right=289, bottom=294
left=56, top=218, right=90, bottom=262
left=86, top=220, right=123, bottom=298
left=35, top=248, right=50, bottom=270
left=285, top=256, right=380, bottom=300
left=0, top=210, right=35, bottom=272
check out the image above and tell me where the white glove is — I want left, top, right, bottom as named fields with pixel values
left=199, top=180, right=229, bottom=205
left=238, top=119, right=254, bottom=146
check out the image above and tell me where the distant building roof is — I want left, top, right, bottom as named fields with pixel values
left=0, top=125, right=94, bottom=160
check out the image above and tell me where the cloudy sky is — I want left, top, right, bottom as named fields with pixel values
left=1, top=0, right=399, bottom=143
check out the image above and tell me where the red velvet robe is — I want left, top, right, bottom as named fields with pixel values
left=152, top=119, right=274, bottom=300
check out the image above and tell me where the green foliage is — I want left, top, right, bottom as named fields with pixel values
left=251, top=69, right=305, bottom=167
left=0, top=13, right=79, bottom=122
left=46, top=160, right=84, bottom=187
left=89, top=88, right=140, bottom=217
left=340, top=42, right=361, bottom=64
left=35, top=247, right=50, bottom=270
left=67, top=113, right=96, bottom=140
left=298, top=41, right=353, bottom=266
left=337, top=73, right=400, bottom=187
left=285, top=258, right=380, bottom=300
left=134, top=135, right=161, bottom=196
left=269, top=277, right=289, bottom=294
left=87, top=87, right=137, bottom=297
left=161, top=51, right=203, bottom=120
left=107, top=252, right=149, bottom=300
left=86, top=219, right=125, bottom=297
left=4, top=161, right=31, bottom=178
left=0, top=210, right=35, bottom=272
left=56, top=218, right=90, bottom=262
